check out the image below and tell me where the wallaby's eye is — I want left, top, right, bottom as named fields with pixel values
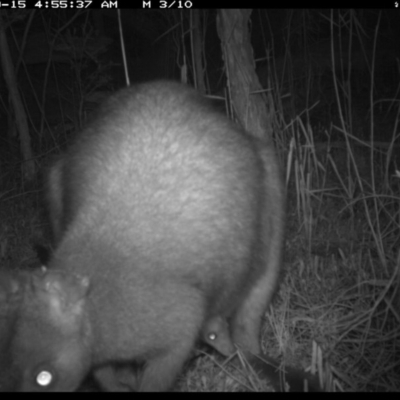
left=36, top=370, right=53, bottom=387
left=208, top=332, right=217, bottom=341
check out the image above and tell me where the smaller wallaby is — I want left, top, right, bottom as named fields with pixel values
left=202, top=316, right=322, bottom=392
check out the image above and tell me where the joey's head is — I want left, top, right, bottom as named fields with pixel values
left=0, top=269, right=92, bottom=392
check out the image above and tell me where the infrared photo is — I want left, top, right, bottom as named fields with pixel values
left=0, top=8, right=399, bottom=392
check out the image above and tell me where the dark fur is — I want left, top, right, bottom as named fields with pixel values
left=0, top=81, right=284, bottom=391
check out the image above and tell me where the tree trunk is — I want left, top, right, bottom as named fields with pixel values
left=217, top=9, right=275, bottom=147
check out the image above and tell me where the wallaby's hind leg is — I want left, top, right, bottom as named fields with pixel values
left=94, top=365, right=139, bottom=392
left=138, top=335, right=198, bottom=391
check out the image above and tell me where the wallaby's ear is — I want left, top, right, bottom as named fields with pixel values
left=0, top=269, right=23, bottom=316
left=30, top=270, right=90, bottom=333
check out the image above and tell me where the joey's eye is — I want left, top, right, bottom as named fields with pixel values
left=208, top=332, right=217, bottom=341
left=36, top=370, right=53, bottom=387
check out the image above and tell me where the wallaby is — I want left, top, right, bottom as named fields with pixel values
left=0, top=81, right=284, bottom=392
